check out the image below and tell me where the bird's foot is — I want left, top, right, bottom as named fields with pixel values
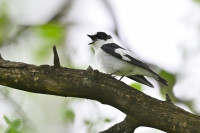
left=109, top=70, right=120, bottom=76
left=108, top=71, right=125, bottom=81
left=119, top=75, right=125, bottom=81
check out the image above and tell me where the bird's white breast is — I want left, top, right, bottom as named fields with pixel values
left=95, top=48, right=134, bottom=75
left=92, top=39, right=152, bottom=76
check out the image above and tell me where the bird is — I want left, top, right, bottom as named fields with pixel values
left=87, top=32, right=168, bottom=88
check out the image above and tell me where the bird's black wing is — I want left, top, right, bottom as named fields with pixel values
left=101, top=43, right=125, bottom=60
left=127, top=75, right=154, bottom=88
left=101, top=43, right=153, bottom=73
left=124, top=54, right=168, bottom=86
left=101, top=43, right=168, bottom=86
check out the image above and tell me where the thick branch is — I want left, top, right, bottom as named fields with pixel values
left=0, top=55, right=200, bottom=133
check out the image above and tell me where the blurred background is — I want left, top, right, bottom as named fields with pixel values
left=0, top=0, right=200, bottom=132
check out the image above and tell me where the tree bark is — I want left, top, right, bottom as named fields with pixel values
left=0, top=51, right=200, bottom=133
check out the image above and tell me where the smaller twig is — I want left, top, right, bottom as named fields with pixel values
left=166, top=94, right=173, bottom=104
left=53, top=46, right=61, bottom=68
left=87, top=65, right=93, bottom=71
left=0, top=53, right=4, bottom=60
left=0, top=53, right=3, bottom=60
left=100, top=116, right=138, bottom=133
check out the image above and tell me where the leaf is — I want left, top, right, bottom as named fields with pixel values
left=4, top=116, right=11, bottom=125
left=35, top=21, right=65, bottom=43
left=0, top=4, right=11, bottom=45
left=104, top=118, right=112, bottom=123
left=63, top=109, right=75, bottom=123
left=3, top=116, right=23, bottom=133
left=193, top=0, right=200, bottom=4
left=11, top=119, right=22, bottom=130
left=84, top=120, right=91, bottom=125
left=130, top=83, right=142, bottom=91
left=159, top=70, right=176, bottom=96
left=33, top=21, right=65, bottom=60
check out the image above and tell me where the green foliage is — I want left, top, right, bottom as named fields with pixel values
left=159, top=70, right=199, bottom=113
left=33, top=21, right=65, bottom=61
left=35, top=22, right=65, bottom=42
left=104, top=118, right=112, bottom=123
left=159, top=70, right=176, bottom=98
left=84, top=119, right=92, bottom=125
left=84, top=117, right=113, bottom=133
left=84, top=119, right=95, bottom=133
left=63, top=108, right=75, bottom=123
left=193, top=0, right=200, bottom=4
left=3, top=116, right=23, bottom=133
left=130, top=83, right=142, bottom=91
left=0, top=3, right=12, bottom=46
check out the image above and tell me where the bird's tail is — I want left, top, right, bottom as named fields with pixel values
left=156, top=76, right=168, bottom=86
left=148, top=70, right=168, bottom=87
left=127, top=75, right=154, bottom=88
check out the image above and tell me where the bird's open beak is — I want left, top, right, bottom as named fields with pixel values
left=87, top=34, right=97, bottom=45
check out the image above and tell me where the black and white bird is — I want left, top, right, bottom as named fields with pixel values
left=87, top=32, right=168, bottom=88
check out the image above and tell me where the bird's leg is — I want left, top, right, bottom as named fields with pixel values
left=119, top=75, right=125, bottom=81
left=109, top=70, right=120, bottom=76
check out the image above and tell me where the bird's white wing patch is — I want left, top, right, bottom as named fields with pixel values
left=115, top=48, right=143, bottom=61
left=114, top=48, right=132, bottom=61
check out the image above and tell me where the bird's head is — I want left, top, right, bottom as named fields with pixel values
left=87, top=32, right=112, bottom=46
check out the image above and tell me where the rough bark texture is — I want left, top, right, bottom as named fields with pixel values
left=0, top=51, right=200, bottom=133
left=100, top=116, right=138, bottom=133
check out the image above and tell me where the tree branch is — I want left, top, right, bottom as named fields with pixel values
left=100, top=116, right=138, bottom=133
left=53, top=45, right=61, bottom=68
left=0, top=47, right=200, bottom=133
